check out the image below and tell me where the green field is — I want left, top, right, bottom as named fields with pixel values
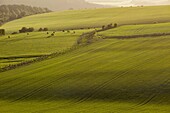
left=0, top=29, right=93, bottom=68
left=99, top=22, right=170, bottom=36
left=1, top=5, right=170, bottom=113
left=0, top=36, right=170, bottom=112
left=1, top=5, right=170, bottom=33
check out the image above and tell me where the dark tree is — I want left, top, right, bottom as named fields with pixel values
left=114, top=23, right=118, bottom=28
left=102, top=25, right=105, bottom=30
left=0, top=29, right=5, bottom=35
left=44, top=28, right=48, bottom=31
left=19, top=27, right=27, bottom=33
left=107, top=23, right=113, bottom=28
left=51, top=33, right=54, bottom=36
left=39, top=28, right=43, bottom=32
left=28, top=27, right=34, bottom=32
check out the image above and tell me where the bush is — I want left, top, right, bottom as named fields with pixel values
left=19, top=27, right=27, bottom=33
left=107, top=23, right=113, bottom=28
left=0, top=29, right=5, bottom=35
left=38, top=27, right=49, bottom=31
left=114, top=23, right=118, bottom=28
left=102, top=25, right=105, bottom=30
left=38, top=28, right=43, bottom=32
left=44, top=28, right=48, bottom=31
left=28, top=27, right=34, bottom=32
left=19, top=27, right=34, bottom=33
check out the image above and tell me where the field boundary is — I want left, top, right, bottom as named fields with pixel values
left=0, top=45, right=79, bottom=73
left=0, top=30, right=98, bottom=73
left=0, top=55, right=45, bottom=60
left=2, top=26, right=170, bottom=72
left=103, top=33, right=170, bottom=39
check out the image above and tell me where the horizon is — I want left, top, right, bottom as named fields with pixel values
left=86, top=0, right=170, bottom=6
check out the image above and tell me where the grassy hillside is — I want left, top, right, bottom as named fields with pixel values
left=99, top=22, right=170, bottom=36
left=0, top=36, right=170, bottom=112
left=0, top=29, right=92, bottom=68
left=1, top=5, right=170, bottom=33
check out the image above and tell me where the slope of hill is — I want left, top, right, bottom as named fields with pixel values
left=0, top=29, right=93, bottom=68
left=99, top=22, right=170, bottom=37
left=1, top=5, right=170, bottom=33
left=0, top=0, right=108, bottom=11
left=0, top=35, right=170, bottom=112
left=1, top=4, right=170, bottom=113
left=0, top=5, right=51, bottom=25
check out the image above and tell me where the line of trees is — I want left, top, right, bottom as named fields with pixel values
left=38, top=28, right=49, bottom=32
left=0, top=5, right=51, bottom=25
left=19, top=27, right=34, bottom=33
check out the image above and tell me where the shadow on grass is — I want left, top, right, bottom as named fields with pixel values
left=0, top=70, right=170, bottom=105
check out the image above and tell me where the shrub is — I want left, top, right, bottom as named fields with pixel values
left=114, top=23, right=118, bottom=28
left=102, top=25, right=105, bottom=30
left=107, top=23, right=113, bottom=28
left=44, top=28, right=48, bottom=31
left=19, top=27, right=34, bottom=33
left=19, top=27, right=27, bottom=33
left=38, top=28, right=43, bottom=32
left=28, top=27, right=34, bottom=32
left=0, top=29, right=5, bottom=35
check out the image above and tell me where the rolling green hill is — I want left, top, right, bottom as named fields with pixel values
left=0, top=36, right=170, bottom=112
left=1, top=5, right=170, bottom=33
left=1, top=5, right=170, bottom=113
left=99, top=22, right=170, bottom=37
left=0, top=29, right=93, bottom=68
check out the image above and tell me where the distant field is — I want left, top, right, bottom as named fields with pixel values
left=0, top=36, right=170, bottom=112
left=0, top=29, right=93, bottom=68
left=99, top=22, right=170, bottom=37
left=1, top=5, right=170, bottom=33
